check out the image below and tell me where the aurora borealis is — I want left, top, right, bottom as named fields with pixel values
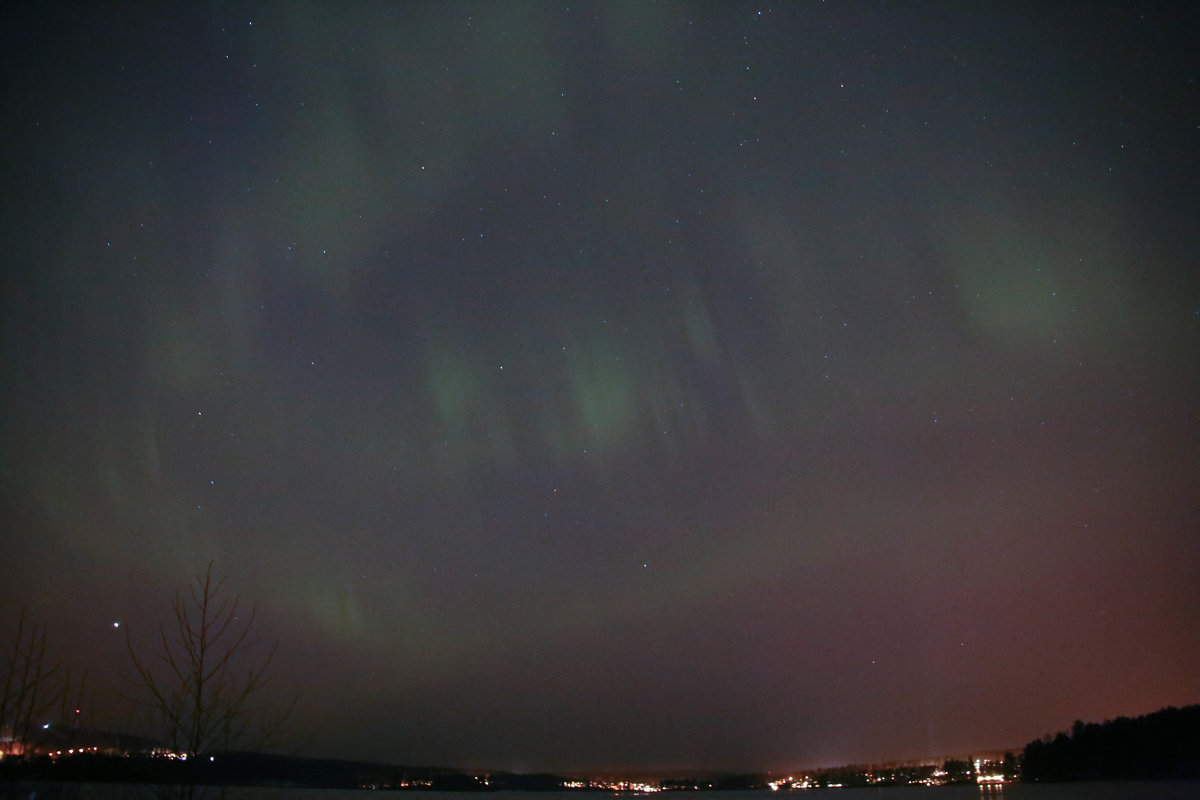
left=2, top=2, right=1197, bottom=773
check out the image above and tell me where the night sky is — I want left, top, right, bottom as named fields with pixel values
left=3, top=2, right=1198, bottom=774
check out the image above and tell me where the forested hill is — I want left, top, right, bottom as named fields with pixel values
left=1022, top=705, right=1200, bottom=781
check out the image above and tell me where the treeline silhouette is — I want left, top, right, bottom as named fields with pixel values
left=1022, top=705, right=1200, bottom=781
left=0, top=751, right=527, bottom=791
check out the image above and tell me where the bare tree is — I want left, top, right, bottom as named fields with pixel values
left=0, top=608, right=62, bottom=759
left=126, top=563, right=294, bottom=763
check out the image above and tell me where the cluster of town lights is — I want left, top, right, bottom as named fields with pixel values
left=975, top=758, right=1006, bottom=784
left=764, top=759, right=1012, bottom=790
left=48, top=746, right=102, bottom=759
left=565, top=780, right=663, bottom=792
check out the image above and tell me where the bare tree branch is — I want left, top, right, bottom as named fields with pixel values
left=126, top=563, right=296, bottom=762
left=0, top=608, right=65, bottom=759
